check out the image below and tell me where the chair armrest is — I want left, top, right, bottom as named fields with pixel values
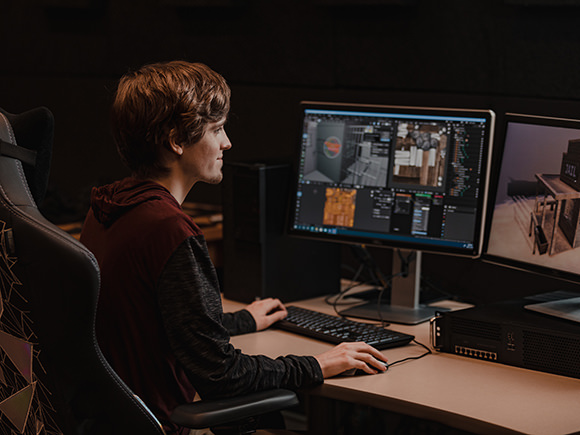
left=170, top=388, right=299, bottom=429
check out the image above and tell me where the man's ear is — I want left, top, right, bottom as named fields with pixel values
left=168, top=140, right=184, bottom=156
left=167, top=129, right=184, bottom=156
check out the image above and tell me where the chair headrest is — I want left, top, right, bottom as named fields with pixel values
left=0, top=107, right=54, bottom=204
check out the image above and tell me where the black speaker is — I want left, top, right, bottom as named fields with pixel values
left=222, top=162, right=341, bottom=303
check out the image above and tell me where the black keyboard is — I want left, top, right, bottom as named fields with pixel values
left=275, top=306, right=414, bottom=350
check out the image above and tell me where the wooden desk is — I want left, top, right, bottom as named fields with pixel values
left=223, top=296, right=580, bottom=435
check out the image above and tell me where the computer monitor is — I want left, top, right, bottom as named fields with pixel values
left=484, top=113, right=580, bottom=323
left=287, top=101, right=495, bottom=324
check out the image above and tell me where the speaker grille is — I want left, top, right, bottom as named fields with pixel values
left=451, top=317, right=501, bottom=340
left=523, top=331, right=580, bottom=378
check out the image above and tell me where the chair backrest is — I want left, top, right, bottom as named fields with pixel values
left=0, top=108, right=166, bottom=435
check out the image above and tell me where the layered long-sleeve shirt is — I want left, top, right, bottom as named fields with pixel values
left=80, top=177, right=323, bottom=434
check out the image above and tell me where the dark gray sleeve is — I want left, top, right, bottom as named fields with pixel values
left=221, top=309, right=256, bottom=336
left=157, top=236, right=323, bottom=400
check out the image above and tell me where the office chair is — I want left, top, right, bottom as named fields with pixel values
left=0, top=107, right=298, bottom=434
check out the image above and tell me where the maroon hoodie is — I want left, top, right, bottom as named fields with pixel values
left=81, top=177, right=323, bottom=434
left=81, top=177, right=199, bottom=433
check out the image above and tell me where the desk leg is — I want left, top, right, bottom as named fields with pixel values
left=534, top=181, right=540, bottom=214
left=550, top=200, right=562, bottom=256
left=530, top=212, right=536, bottom=255
left=541, top=190, right=548, bottom=228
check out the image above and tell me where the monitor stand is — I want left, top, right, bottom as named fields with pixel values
left=524, top=297, right=580, bottom=324
left=339, top=249, right=446, bottom=325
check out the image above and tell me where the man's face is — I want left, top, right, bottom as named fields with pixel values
left=184, top=118, right=231, bottom=185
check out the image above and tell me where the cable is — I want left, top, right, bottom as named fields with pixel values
left=324, top=279, right=370, bottom=309
left=396, top=249, right=415, bottom=277
left=330, top=244, right=409, bottom=327
left=362, top=245, right=408, bottom=327
left=384, top=339, right=432, bottom=371
left=328, top=245, right=433, bottom=370
left=326, top=245, right=387, bottom=317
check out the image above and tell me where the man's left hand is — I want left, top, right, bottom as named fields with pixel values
left=245, top=298, right=288, bottom=331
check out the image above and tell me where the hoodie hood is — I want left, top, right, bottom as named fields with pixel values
left=90, top=178, right=178, bottom=228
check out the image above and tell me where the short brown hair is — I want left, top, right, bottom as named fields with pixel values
left=111, top=60, right=231, bottom=178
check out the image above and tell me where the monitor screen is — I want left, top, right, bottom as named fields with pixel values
left=287, top=101, right=495, bottom=324
left=485, top=113, right=580, bottom=280
left=484, top=113, right=580, bottom=323
left=289, top=101, right=495, bottom=257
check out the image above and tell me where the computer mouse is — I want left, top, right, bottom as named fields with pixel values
left=341, top=361, right=388, bottom=376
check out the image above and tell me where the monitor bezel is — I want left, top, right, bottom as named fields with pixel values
left=286, top=100, right=496, bottom=259
left=482, top=112, right=580, bottom=284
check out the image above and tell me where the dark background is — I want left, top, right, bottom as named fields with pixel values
left=3, top=0, right=580, bottom=304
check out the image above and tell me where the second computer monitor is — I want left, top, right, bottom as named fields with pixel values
left=288, top=101, right=495, bottom=324
left=484, top=113, right=580, bottom=323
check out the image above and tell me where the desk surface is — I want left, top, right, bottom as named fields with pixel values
left=223, top=296, right=580, bottom=435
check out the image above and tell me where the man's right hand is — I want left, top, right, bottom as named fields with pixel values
left=314, top=342, right=388, bottom=378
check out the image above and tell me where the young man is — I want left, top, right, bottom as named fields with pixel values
left=80, top=60, right=387, bottom=434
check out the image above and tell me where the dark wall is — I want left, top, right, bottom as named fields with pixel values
left=4, top=0, right=580, bottom=197
left=2, top=0, right=580, bottom=303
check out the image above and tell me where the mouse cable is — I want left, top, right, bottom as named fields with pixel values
left=384, top=339, right=432, bottom=371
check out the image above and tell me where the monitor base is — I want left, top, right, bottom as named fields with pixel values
left=340, top=302, right=448, bottom=325
left=525, top=296, right=580, bottom=324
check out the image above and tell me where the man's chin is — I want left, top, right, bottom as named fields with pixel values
left=202, top=173, right=223, bottom=185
